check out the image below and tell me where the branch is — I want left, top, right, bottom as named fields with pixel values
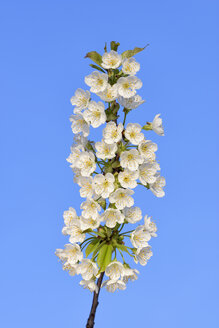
left=86, top=272, right=105, bottom=328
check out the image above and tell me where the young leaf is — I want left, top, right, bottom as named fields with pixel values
left=104, top=244, right=113, bottom=269
left=89, top=64, right=106, bottom=73
left=85, top=51, right=103, bottom=66
left=92, top=241, right=106, bottom=259
left=85, top=239, right=100, bottom=257
left=121, top=45, right=149, bottom=59
left=110, top=41, right=120, bottom=51
left=97, top=244, right=113, bottom=272
left=97, top=244, right=108, bottom=270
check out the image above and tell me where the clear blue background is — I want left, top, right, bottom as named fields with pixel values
left=1, top=0, right=218, bottom=327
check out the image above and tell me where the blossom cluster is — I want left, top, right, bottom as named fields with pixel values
left=56, top=43, right=165, bottom=293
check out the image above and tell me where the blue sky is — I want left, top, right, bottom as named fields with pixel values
left=0, top=0, right=219, bottom=327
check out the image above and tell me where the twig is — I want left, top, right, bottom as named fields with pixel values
left=86, top=272, right=105, bottom=328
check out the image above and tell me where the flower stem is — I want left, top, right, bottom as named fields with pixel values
left=80, top=237, right=94, bottom=247
left=86, top=272, right=105, bottom=328
left=118, top=223, right=125, bottom=232
left=120, top=229, right=135, bottom=235
left=123, top=110, right=127, bottom=126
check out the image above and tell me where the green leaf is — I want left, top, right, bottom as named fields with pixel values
left=92, top=241, right=106, bottom=259
left=121, top=44, right=149, bottom=59
left=89, top=64, right=106, bottom=73
left=104, top=244, right=113, bottom=269
left=97, top=244, right=108, bottom=269
left=85, top=239, right=100, bottom=257
left=85, top=51, right=103, bottom=66
left=97, top=244, right=113, bottom=272
left=110, top=41, right=120, bottom=51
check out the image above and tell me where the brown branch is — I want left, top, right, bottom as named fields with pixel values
left=86, top=272, right=105, bottom=328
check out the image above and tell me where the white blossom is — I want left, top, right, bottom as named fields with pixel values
left=131, top=226, right=151, bottom=249
left=101, top=208, right=125, bottom=228
left=152, top=114, right=164, bottom=136
left=98, top=83, right=118, bottom=102
left=55, top=243, right=83, bottom=265
left=118, top=94, right=145, bottom=109
left=138, top=162, right=159, bottom=185
left=149, top=174, right=166, bottom=198
left=123, top=206, right=142, bottom=224
left=122, top=267, right=139, bottom=283
left=134, top=246, right=153, bottom=266
left=93, top=173, right=115, bottom=198
left=63, top=207, right=78, bottom=228
left=62, top=262, right=79, bottom=276
left=143, top=215, right=157, bottom=237
left=77, top=176, right=94, bottom=199
left=80, top=278, right=98, bottom=293
left=83, top=101, right=106, bottom=128
left=65, top=220, right=86, bottom=244
left=76, top=151, right=96, bottom=177
left=85, top=71, right=108, bottom=93
left=70, top=114, right=90, bottom=137
left=109, top=188, right=134, bottom=210
left=78, top=259, right=98, bottom=281
left=120, top=149, right=143, bottom=171
left=102, top=279, right=126, bottom=292
left=56, top=44, right=166, bottom=294
left=105, top=261, right=125, bottom=281
left=72, top=167, right=82, bottom=183
left=95, top=140, right=117, bottom=160
left=80, top=199, right=101, bottom=219
left=101, top=50, right=122, bottom=69
left=80, top=214, right=101, bottom=230
left=70, top=88, right=90, bottom=113
left=122, top=57, right=140, bottom=75
left=138, top=140, right=157, bottom=162
left=66, top=144, right=84, bottom=169
left=117, top=76, right=142, bottom=98
left=125, top=123, right=144, bottom=145
left=73, top=134, right=88, bottom=148
left=103, top=122, right=123, bottom=144
left=118, top=169, right=139, bottom=189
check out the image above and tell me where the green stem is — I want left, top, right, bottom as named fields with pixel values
left=123, top=111, right=127, bottom=126
left=87, top=232, right=99, bottom=238
left=118, top=248, right=125, bottom=263
left=80, top=237, right=94, bottom=247
left=118, top=223, right=125, bottom=233
left=137, top=182, right=150, bottom=189
left=120, top=229, right=135, bottom=235
left=81, top=241, right=93, bottom=251
left=87, top=231, right=105, bottom=238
